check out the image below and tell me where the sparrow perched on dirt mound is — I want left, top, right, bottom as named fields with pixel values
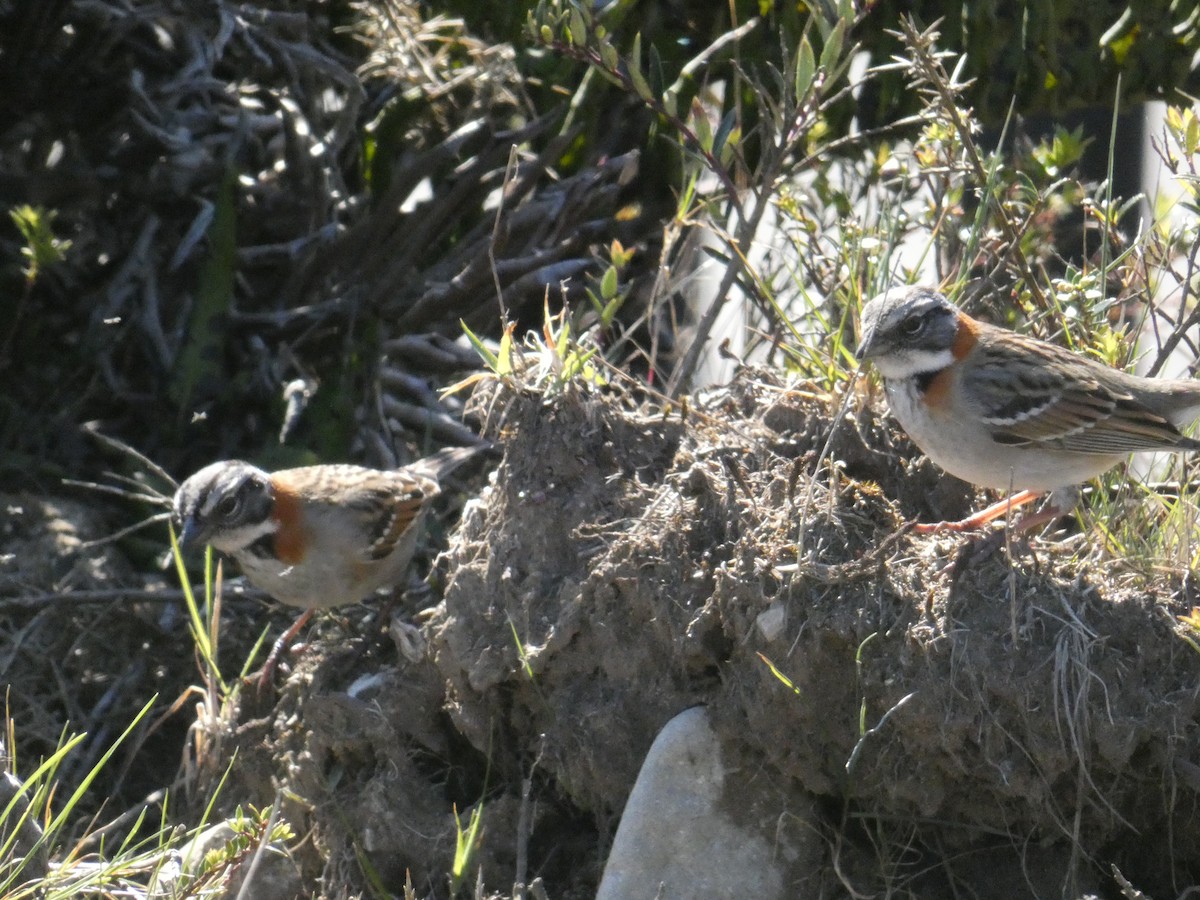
left=855, top=285, right=1200, bottom=532
left=173, top=445, right=487, bottom=684
left=173, top=445, right=486, bottom=607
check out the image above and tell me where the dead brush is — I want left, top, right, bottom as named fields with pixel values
left=1049, top=593, right=1127, bottom=895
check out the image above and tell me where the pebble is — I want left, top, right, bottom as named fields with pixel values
left=597, top=705, right=821, bottom=899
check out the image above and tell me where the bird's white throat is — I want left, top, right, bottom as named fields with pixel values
left=211, top=517, right=278, bottom=554
left=872, top=347, right=955, bottom=380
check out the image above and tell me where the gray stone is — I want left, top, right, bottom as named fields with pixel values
left=597, top=706, right=821, bottom=899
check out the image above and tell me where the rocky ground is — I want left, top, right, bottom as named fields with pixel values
left=4, top=369, right=1200, bottom=898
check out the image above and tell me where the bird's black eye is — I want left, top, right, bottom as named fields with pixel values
left=900, top=314, right=925, bottom=336
left=214, top=494, right=240, bottom=519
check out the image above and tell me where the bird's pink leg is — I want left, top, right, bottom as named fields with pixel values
left=256, top=608, right=313, bottom=690
left=913, top=489, right=1043, bottom=534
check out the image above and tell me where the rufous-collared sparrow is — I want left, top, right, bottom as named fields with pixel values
left=855, top=285, right=1200, bottom=532
left=173, top=445, right=486, bottom=682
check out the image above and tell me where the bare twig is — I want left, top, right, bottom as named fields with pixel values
left=81, top=421, right=178, bottom=492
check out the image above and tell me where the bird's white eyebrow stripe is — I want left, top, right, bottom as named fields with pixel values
left=189, top=482, right=214, bottom=516
left=199, top=482, right=226, bottom=515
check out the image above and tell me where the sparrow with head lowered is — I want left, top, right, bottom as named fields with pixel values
left=855, top=285, right=1200, bottom=532
left=172, top=444, right=487, bottom=678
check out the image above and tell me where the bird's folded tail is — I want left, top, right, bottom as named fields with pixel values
left=407, top=442, right=495, bottom=482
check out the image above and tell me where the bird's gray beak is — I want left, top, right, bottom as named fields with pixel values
left=177, top=515, right=202, bottom=550
left=854, top=325, right=875, bottom=361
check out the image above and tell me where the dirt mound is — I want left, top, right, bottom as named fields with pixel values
left=231, top=370, right=1199, bottom=897
left=13, top=371, right=1199, bottom=896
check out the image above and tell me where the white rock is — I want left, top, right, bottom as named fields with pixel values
left=756, top=602, right=787, bottom=642
left=597, top=706, right=821, bottom=899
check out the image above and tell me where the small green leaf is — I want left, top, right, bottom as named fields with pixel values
left=819, top=18, right=846, bottom=73
left=600, top=41, right=619, bottom=70
left=718, top=125, right=741, bottom=167
left=597, top=67, right=625, bottom=88
left=662, top=87, right=677, bottom=119
left=586, top=287, right=604, bottom=317
left=460, top=319, right=499, bottom=371
left=555, top=319, right=571, bottom=360
left=563, top=345, right=601, bottom=383
left=600, top=264, right=618, bottom=301
left=629, top=34, right=655, bottom=102
left=794, top=36, right=816, bottom=100
left=568, top=8, right=586, bottom=45
left=648, top=45, right=665, bottom=99
left=601, top=293, right=625, bottom=329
